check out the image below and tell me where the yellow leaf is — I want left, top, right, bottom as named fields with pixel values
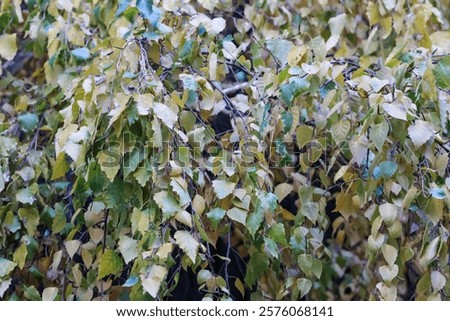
left=419, top=237, right=441, bottom=268
left=13, top=242, right=27, bottom=269
left=366, top=1, right=380, bottom=26
left=274, top=183, right=293, bottom=202
left=0, top=33, right=17, bottom=61
left=287, top=45, right=307, bottom=66
left=192, top=195, right=205, bottom=215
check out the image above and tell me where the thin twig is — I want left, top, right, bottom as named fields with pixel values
left=223, top=82, right=249, bottom=95
left=224, top=227, right=231, bottom=297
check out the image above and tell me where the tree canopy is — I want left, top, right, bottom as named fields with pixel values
left=0, top=0, right=450, bottom=301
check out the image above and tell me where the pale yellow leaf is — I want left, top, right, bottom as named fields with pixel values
left=379, top=203, right=397, bottom=226
left=141, top=265, right=167, bottom=298
left=379, top=264, right=398, bottom=283
left=0, top=34, right=18, bottom=61
left=134, top=94, right=153, bottom=115
left=174, top=230, right=199, bottom=262
left=65, top=240, right=81, bottom=259
left=154, top=102, right=178, bottom=129
left=42, top=287, right=59, bottom=301
left=274, top=183, right=293, bottom=202
left=118, top=236, right=138, bottom=264
left=382, top=244, right=398, bottom=267
left=212, top=180, right=236, bottom=199
left=408, top=120, right=434, bottom=148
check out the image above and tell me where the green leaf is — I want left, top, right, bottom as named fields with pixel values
left=382, top=243, right=398, bottom=267
left=259, top=192, right=278, bottom=211
left=170, top=178, right=191, bottom=206
left=226, top=207, right=247, bottom=225
left=207, top=208, right=226, bottom=229
left=245, top=251, right=269, bottom=286
left=280, top=77, right=310, bottom=106
left=419, top=236, right=441, bottom=268
left=51, top=153, right=70, bottom=180
left=371, top=120, right=389, bottom=151
left=88, top=163, right=107, bottom=193
left=0, top=258, right=17, bottom=278
left=268, top=223, right=288, bottom=246
left=16, top=188, right=35, bottom=204
left=297, top=278, right=312, bottom=298
left=4, top=211, right=20, bottom=233
left=124, top=7, right=139, bottom=23
left=13, top=243, right=28, bottom=269
left=23, top=285, right=41, bottom=301
left=133, top=161, right=152, bottom=187
left=71, top=47, right=90, bottom=61
left=52, top=203, right=67, bottom=234
left=433, top=56, right=450, bottom=89
left=131, top=207, right=150, bottom=235
left=123, top=147, right=143, bottom=178
left=298, top=254, right=314, bottom=275
left=18, top=113, right=39, bottom=132
left=98, top=249, right=123, bottom=279
left=301, top=202, right=319, bottom=223
left=154, top=191, right=180, bottom=218
left=296, top=125, right=314, bottom=148
left=311, top=258, right=323, bottom=279
left=246, top=208, right=264, bottom=237
left=18, top=207, right=39, bottom=235
left=264, top=237, right=279, bottom=259
left=331, top=119, right=351, bottom=143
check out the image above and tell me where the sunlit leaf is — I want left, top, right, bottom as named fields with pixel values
left=0, top=33, right=17, bottom=61
left=98, top=249, right=123, bottom=279
left=174, top=230, right=199, bottom=262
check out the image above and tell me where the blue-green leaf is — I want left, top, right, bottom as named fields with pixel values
left=115, top=0, right=132, bottom=17
left=430, top=187, right=446, bottom=200
left=123, top=276, right=139, bottom=287
left=433, top=56, right=450, bottom=89
left=18, top=113, right=39, bottom=132
left=266, top=39, right=292, bottom=66
left=71, top=47, right=90, bottom=60
left=136, top=0, right=154, bottom=21
left=180, top=40, right=194, bottom=61
left=281, top=111, right=293, bottom=132
left=379, top=161, right=397, bottom=178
